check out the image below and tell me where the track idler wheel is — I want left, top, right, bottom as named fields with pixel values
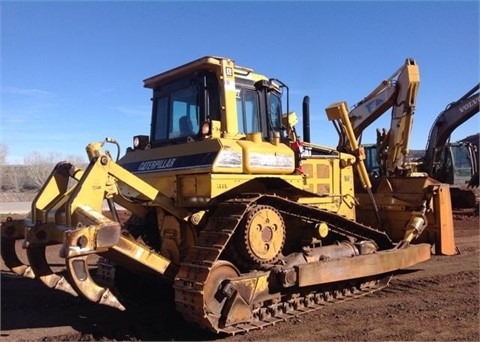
left=66, top=255, right=126, bottom=310
left=203, top=260, right=255, bottom=328
left=238, top=205, right=286, bottom=265
left=204, top=261, right=241, bottom=317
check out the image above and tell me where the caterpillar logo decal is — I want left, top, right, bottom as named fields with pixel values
left=138, top=158, right=176, bottom=171
left=122, top=152, right=216, bottom=174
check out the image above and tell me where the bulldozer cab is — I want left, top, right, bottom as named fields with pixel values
left=138, top=56, right=288, bottom=149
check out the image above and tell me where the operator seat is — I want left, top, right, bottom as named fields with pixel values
left=179, top=116, right=194, bottom=136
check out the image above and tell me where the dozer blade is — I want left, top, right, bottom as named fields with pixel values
left=356, top=177, right=457, bottom=255
left=1, top=217, right=35, bottom=279
left=26, top=246, right=78, bottom=297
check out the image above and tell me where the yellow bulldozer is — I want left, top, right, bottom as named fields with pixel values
left=1, top=56, right=455, bottom=334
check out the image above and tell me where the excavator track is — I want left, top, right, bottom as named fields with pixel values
left=174, top=194, right=394, bottom=334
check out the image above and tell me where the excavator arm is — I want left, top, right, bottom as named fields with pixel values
left=327, top=59, right=456, bottom=256
left=423, top=83, right=480, bottom=175
left=334, top=58, right=420, bottom=176
left=327, top=101, right=434, bottom=246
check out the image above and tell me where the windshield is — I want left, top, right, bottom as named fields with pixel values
left=236, top=88, right=260, bottom=134
left=152, top=86, right=199, bottom=141
left=270, top=93, right=282, bottom=131
left=451, top=145, right=473, bottom=176
left=150, top=72, right=219, bottom=145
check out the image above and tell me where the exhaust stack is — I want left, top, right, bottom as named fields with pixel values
left=303, top=96, right=310, bottom=143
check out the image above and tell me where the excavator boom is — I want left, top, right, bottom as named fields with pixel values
left=336, top=58, right=420, bottom=176
left=423, top=83, right=479, bottom=175
left=326, top=58, right=456, bottom=255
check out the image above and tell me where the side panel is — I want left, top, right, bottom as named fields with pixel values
left=176, top=174, right=306, bottom=207
left=237, top=138, right=295, bottom=174
left=301, top=156, right=356, bottom=219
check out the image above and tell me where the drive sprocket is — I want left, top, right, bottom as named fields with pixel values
left=237, top=204, right=286, bottom=265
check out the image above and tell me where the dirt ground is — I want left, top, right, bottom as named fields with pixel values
left=1, top=213, right=478, bottom=342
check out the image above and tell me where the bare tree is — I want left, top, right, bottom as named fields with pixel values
left=0, top=145, right=27, bottom=194
left=3, top=165, right=24, bottom=193
left=0, top=144, right=8, bottom=190
left=23, top=151, right=57, bottom=189
left=0, top=143, right=7, bottom=165
left=0, top=145, right=87, bottom=196
left=23, top=151, right=86, bottom=190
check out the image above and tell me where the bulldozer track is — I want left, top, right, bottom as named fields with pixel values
left=173, top=194, right=394, bottom=334
left=256, top=195, right=394, bottom=250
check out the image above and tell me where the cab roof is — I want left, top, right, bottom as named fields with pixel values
left=143, top=56, right=262, bottom=89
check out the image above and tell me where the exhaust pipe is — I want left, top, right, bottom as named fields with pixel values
left=303, top=96, right=310, bottom=143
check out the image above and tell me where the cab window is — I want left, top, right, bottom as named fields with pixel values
left=169, top=87, right=199, bottom=138
left=152, top=83, right=199, bottom=142
left=150, top=71, right=220, bottom=146
left=236, top=88, right=260, bottom=134
left=269, top=93, right=282, bottom=131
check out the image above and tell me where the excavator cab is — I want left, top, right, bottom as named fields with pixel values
left=431, top=142, right=478, bottom=185
left=363, top=144, right=381, bottom=178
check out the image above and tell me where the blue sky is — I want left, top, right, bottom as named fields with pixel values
left=1, top=0, right=479, bottom=164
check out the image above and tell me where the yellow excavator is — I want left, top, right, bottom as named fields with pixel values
left=322, top=58, right=456, bottom=256
left=1, top=56, right=454, bottom=334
